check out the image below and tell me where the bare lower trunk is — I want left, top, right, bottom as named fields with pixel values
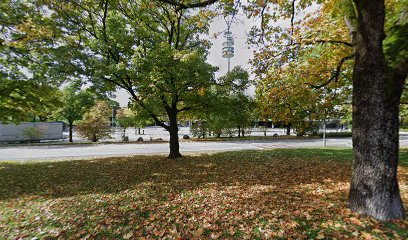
left=349, top=94, right=405, bottom=220
left=348, top=0, right=405, bottom=220
left=168, top=113, right=182, bottom=159
left=286, top=125, right=290, bottom=135
left=69, top=121, right=73, bottom=143
left=238, top=126, right=241, bottom=137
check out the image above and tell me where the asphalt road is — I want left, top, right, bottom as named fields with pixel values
left=1, top=135, right=408, bottom=161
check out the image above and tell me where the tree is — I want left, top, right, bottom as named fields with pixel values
left=216, top=67, right=254, bottom=137
left=134, top=45, right=216, bottom=157
left=229, top=94, right=255, bottom=137
left=76, top=101, right=112, bottom=142
left=54, top=82, right=95, bottom=142
left=188, top=66, right=254, bottom=138
left=116, top=107, right=137, bottom=140
left=205, top=93, right=254, bottom=138
left=0, top=0, right=68, bottom=123
left=247, top=0, right=407, bottom=220
left=250, top=0, right=352, bottom=136
left=190, top=120, right=209, bottom=138
left=345, top=0, right=407, bottom=220
left=0, top=78, right=62, bottom=123
left=39, top=0, right=217, bottom=158
left=255, top=60, right=349, bottom=136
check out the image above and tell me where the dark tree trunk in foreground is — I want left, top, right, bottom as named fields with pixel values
left=168, top=112, right=182, bottom=159
left=68, top=121, right=73, bottom=142
left=348, top=0, right=406, bottom=220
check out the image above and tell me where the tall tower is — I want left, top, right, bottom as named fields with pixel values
left=222, top=28, right=234, bottom=73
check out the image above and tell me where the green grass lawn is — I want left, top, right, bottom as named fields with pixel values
left=0, top=149, right=407, bottom=239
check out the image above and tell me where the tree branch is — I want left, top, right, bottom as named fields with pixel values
left=156, top=0, right=219, bottom=10
left=259, top=0, right=268, bottom=44
left=100, top=76, right=127, bottom=89
left=177, top=106, right=191, bottom=112
left=175, top=9, right=183, bottom=49
left=306, top=53, right=355, bottom=89
left=102, top=0, right=109, bottom=42
left=126, top=87, right=170, bottom=130
left=303, top=39, right=353, bottom=47
left=290, top=0, right=296, bottom=38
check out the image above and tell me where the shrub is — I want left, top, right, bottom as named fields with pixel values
left=76, top=102, right=112, bottom=142
left=294, top=121, right=320, bottom=136
left=22, top=126, right=44, bottom=142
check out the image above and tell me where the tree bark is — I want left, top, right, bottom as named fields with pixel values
left=168, top=112, right=182, bottom=159
left=92, top=134, right=97, bottom=142
left=238, top=126, right=241, bottom=137
left=69, top=121, right=73, bottom=143
left=286, top=125, right=291, bottom=135
left=348, top=0, right=406, bottom=220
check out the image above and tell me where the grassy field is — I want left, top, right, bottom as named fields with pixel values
left=0, top=149, right=407, bottom=239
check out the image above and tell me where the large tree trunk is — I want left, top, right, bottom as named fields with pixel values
left=168, top=112, right=182, bottom=159
left=68, top=121, right=73, bottom=143
left=286, top=125, right=291, bottom=135
left=348, top=0, right=405, bottom=220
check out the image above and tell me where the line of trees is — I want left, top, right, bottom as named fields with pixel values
left=1, top=0, right=407, bottom=220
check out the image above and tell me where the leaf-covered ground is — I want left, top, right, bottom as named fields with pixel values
left=0, top=148, right=407, bottom=239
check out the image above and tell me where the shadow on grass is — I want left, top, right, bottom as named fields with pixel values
left=1, top=148, right=408, bottom=239
left=0, top=148, right=359, bottom=200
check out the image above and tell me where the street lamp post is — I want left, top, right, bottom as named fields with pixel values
left=323, top=120, right=326, bottom=147
left=110, top=103, right=116, bottom=127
